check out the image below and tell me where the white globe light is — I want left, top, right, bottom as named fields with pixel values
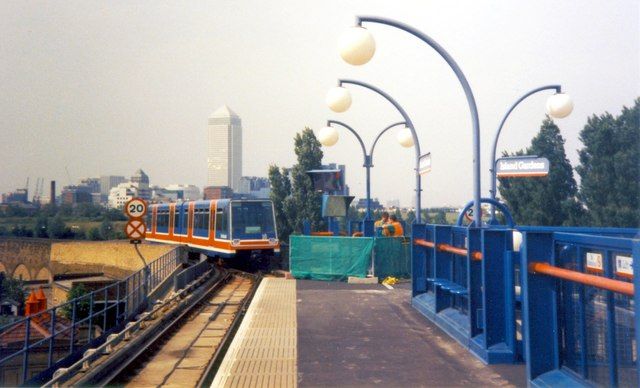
left=318, top=126, right=339, bottom=147
left=325, top=87, right=352, bottom=113
left=338, top=26, right=376, bottom=66
left=546, top=93, right=574, bottom=118
left=396, top=127, right=414, bottom=148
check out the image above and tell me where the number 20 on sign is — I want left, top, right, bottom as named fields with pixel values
left=124, top=198, right=147, bottom=242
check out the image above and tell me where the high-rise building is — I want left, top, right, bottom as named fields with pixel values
left=100, top=175, right=125, bottom=196
left=207, top=105, right=242, bottom=191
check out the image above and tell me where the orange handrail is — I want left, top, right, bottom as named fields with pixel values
left=414, top=239, right=483, bottom=261
left=529, top=262, right=634, bottom=297
left=414, top=238, right=435, bottom=248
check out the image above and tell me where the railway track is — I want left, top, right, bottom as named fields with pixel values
left=57, top=266, right=260, bottom=387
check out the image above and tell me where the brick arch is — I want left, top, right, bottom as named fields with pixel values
left=0, top=262, right=6, bottom=274
left=35, top=267, right=52, bottom=282
left=13, top=264, right=31, bottom=281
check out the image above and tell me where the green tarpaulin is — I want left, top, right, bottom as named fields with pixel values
left=289, top=235, right=410, bottom=281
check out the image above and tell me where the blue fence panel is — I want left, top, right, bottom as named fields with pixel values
left=521, top=230, right=639, bottom=387
left=0, top=247, right=181, bottom=386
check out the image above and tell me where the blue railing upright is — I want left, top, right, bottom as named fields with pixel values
left=0, top=247, right=182, bottom=386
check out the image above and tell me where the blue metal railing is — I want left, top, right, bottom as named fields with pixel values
left=521, top=230, right=639, bottom=387
left=0, top=247, right=181, bottom=386
left=174, top=260, right=212, bottom=290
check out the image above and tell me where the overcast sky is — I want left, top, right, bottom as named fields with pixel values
left=1, top=1, right=638, bottom=207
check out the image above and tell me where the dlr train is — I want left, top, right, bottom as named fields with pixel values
left=146, top=199, right=280, bottom=266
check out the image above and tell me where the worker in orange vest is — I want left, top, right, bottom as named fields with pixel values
left=384, top=215, right=404, bottom=237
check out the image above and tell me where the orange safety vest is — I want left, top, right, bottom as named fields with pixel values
left=391, top=221, right=404, bottom=237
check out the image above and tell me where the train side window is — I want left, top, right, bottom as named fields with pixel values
left=173, top=208, right=180, bottom=234
left=215, top=207, right=229, bottom=239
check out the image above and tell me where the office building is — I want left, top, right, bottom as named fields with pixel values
left=100, top=175, right=125, bottom=196
left=207, top=105, right=242, bottom=191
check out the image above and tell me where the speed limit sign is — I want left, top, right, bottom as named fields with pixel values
left=125, top=198, right=147, bottom=218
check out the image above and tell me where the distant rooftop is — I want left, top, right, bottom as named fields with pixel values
left=210, top=104, right=239, bottom=119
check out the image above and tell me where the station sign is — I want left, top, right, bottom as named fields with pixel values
left=418, top=153, right=432, bottom=175
left=496, top=156, right=549, bottom=178
left=615, top=254, right=633, bottom=278
left=586, top=252, right=603, bottom=273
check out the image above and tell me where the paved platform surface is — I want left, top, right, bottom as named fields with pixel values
left=212, top=278, right=297, bottom=388
left=296, top=280, right=526, bottom=387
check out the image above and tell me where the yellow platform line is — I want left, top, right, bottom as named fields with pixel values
left=211, top=278, right=297, bottom=388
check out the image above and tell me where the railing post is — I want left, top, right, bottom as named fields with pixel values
left=411, top=223, right=427, bottom=296
left=70, top=300, right=77, bottom=354
left=88, top=292, right=94, bottom=343
left=632, top=239, right=640, bottom=385
left=433, top=225, right=453, bottom=313
left=22, top=316, right=30, bottom=384
left=480, top=228, right=516, bottom=361
left=521, top=231, right=558, bottom=381
left=48, top=307, right=56, bottom=368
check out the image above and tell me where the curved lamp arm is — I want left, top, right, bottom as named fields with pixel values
left=339, top=79, right=421, bottom=159
left=369, top=121, right=407, bottom=159
left=326, top=120, right=368, bottom=165
left=355, top=16, right=481, bottom=227
left=489, top=85, right=562, bottom=199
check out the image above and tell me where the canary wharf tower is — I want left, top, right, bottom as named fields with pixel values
left=207, top=105, right=242, bottom=191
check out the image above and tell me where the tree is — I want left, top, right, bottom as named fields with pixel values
left=48, top=214, right=68, bottom=239
left=99, top=219, right=114, bottom=240
left=576, top=98, right=640, bottom=227
left=286, top=128, right=324, bottom=232
left=34, top=216, right=48, bottom=238
left=61, top=283, right=90, bottom=320
left=269, top=128, right=324, bottom=237
left=498, top=117, right=581, bottom=226
left=0, top=273, right=25, bottom=311
left=85, top=227, right=102, bottom=240
left=268, top=165, right=292, bottom=243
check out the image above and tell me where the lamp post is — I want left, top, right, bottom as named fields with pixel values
left=318, top=120, right=408, bottom=221
left=325, top=79, right=423, bottom=222
left=489, top=85, right=573, bottom=221
left=338, top=16, right=482, bottom=226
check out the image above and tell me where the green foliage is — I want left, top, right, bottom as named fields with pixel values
left=268, top=128, right=324, bottom=240
left=86, top=227, right=102, bottom=240
left=48, top=214, right=69, bottom=238
left=11, top=225, right=33, bottom=237
left=268, top=165, right=293, bottom=243
left=34, top=216, right=48, bottom=238
left=498, top=117, right=581, bottom=226
left=0, top=273, right=25, bottom=308
left=61, top=283, right=90, bottom=320
left=576, top=98, right=640, bottom=227
left=99, top=219, right=114, bottom=240
left=433, top=210, right=447, bottom=224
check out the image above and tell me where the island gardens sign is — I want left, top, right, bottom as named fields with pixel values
left=496, top=156, right=550, bottom=178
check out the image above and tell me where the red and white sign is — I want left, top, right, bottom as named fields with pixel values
left=125, top=219, right=146, bottom=240
left=124, top=198, right=147, bottom=218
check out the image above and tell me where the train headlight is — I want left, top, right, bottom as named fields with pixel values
left=232, top=239, right=240, bottom=246
left=269, top=238, right=278, bottom=245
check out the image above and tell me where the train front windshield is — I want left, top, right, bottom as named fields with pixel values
left=231, top=201, right=277, bottom=240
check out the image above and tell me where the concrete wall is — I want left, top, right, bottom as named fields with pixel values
left=50, top=241, right=176, bottom=278
left=0, top=237, right=52, bottom=280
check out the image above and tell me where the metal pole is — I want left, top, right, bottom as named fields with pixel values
left=356, top=16, right=479, bottom=226
left=339, top=79, right=423, bottom=222
left=489, top=85, right=562, bottom=221
left=327, top=120, right=407, bottom=222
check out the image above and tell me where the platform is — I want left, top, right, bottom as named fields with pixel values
left=212, top=278, right=525, bottom=387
